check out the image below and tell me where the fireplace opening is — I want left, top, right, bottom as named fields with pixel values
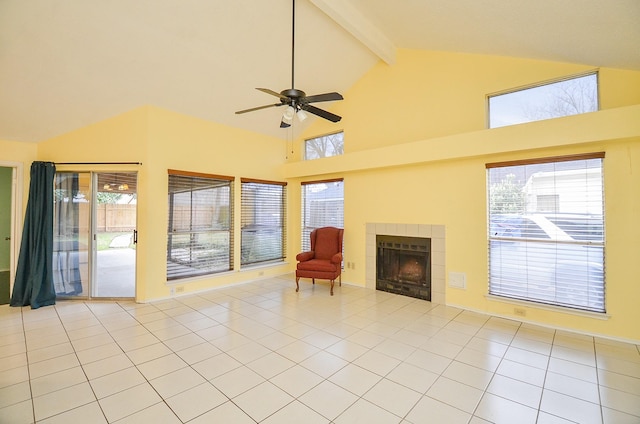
left=376, top=235, right=431, bottom=301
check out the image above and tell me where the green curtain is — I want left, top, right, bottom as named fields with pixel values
left=10, top=161, right=57, bottom=308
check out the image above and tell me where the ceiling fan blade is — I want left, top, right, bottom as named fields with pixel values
left=302, top=92, right=343, bottom=104
left=301, top=104, right=342, bottom=122
left=256, top=88, right=288, bottom=100
left=235, top=103, right=282, bottom=114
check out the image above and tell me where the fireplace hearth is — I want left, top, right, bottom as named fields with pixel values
left=376, top=235, right=431, bottom=301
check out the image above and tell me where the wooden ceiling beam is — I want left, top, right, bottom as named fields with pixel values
left=309, top=0, right=396, bottom=65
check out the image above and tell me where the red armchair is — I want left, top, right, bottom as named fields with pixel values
left=296, top=227, right=343, bottom=295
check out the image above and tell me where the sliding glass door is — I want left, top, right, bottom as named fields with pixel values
left=53, top=172, right=90, bottom=297
left=53, top=172, right=137, bottom=299
left=93, top=172, right=137, bottom=297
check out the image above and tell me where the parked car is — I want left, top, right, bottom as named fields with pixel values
left=489, top=213, right=604, bottom=311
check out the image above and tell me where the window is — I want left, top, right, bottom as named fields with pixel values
left=301, top=179, right=344, bottom=251
left=305, top=131, right=344, bottom=160
left=167, top=170, right=233, bottom=280
left=487, top=153, right=605, bottom=312
left=488, top=73, right=598, bottom=128
left=240, top=178, right=287, bottom=266
left=536, top=194, right=559, bottom=213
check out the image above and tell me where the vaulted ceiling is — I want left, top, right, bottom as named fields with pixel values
left=1, top=0, right=638, bottom=143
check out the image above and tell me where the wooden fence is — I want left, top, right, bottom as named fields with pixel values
left=96, top=204, right=136, bottom=232
left=94, top=204, right=224, bottom=232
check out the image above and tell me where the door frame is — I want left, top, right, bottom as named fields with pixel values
left=91, top=171, right=138, bottom=298
left=53, top=170, right=138, bottom=300
left=0, top=161, right=24, bottom=296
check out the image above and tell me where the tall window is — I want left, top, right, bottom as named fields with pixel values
left=487, top=153, right=605, bottom=312
left=240, top=178, right=287, bottom=266
left=167, top=170, right=233, bottom=280
left=488, top=72, right=598, bottom=128
left=305, top=131, right=344, bottom=160
left=301, top=179, right=344, bottom=251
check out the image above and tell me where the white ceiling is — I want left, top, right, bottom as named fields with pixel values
left=1, top=0, right=638, bottom=143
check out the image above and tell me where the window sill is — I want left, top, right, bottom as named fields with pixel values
left=166, top=269, right=236, bottom=285
left=485, top=294, right=610, bottom=320
left=240, top=260, right=289, bottom=270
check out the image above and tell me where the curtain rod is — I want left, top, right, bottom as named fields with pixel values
left=54, top=162, right=142, bottom=165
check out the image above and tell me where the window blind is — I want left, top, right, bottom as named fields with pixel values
left=301, top=179, right=344, bottom=252
left=240, top=178, right=287, bottom=266
left=167, top=170, right=234, bottom=280
left=487, top=153, right=605, bottom=312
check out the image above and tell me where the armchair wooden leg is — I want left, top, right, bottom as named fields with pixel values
left=312, top=278, right=315, bottom=285
left=295, top=277, right=299, bottom=292
left=339, top=275, right=342, bottom=286
left=330, top=279, right=334, bottom=296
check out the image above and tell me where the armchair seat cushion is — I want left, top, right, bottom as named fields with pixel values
left=297, top=259, right=339, bottom=273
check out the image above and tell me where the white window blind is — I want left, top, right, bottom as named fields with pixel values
left=240, top=178, right=287, bottom=266
left=167, top=170, right=233, bottom=280
left=301, top=179, right=344, bottom=251
left=487, top=153, right=605, bottom=313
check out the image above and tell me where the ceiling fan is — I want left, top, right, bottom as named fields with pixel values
left=235, top=0, right=343, bottom=128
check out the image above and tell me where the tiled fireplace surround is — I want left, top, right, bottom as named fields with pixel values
left=365, top=223, right=446, bottom=304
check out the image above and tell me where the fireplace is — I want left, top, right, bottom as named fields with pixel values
left=376, top=235, right=431, bottom=301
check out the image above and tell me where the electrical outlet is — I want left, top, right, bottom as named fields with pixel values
left=514, top=307, right=527, bottom=317
left=170, top=287, right=175, bottom=296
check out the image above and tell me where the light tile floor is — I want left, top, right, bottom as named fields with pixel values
left=1, top=275, right=639, bottom=423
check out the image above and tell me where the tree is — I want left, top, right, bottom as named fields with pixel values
left=305, top=132, right=344, bottom=159
left=524, top=75, right=597, bottom=121
left=97, top=192, right=123, bottom=204
left=490, top=173, right=524, bottom=214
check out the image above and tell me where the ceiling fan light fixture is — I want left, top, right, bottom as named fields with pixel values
left=296, top=109, right=308, bottom=122
left=282, top=105, right=295, bottom=121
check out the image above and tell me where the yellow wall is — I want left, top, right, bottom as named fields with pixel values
left=284, top=49, right=640, bottom=341
left=37, top=106, right=291, bottom=302
left=0, top=139, right=37, bottom=165
left=3, top=102, right=296, bottom=306
left=140, top=106, right=291, bottom=300
left=0, top=139, right=38, bottom=212
left=6, top=47, right=640, bottom=341
left=296, top=49, right=635, bottom=157
left=36, top=107, right=151, bottom=299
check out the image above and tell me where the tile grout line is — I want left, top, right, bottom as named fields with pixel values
left=4, top=280, right=640, bottom=423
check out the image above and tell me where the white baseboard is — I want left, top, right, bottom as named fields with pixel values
left=447, top=302, right=640, bottom=346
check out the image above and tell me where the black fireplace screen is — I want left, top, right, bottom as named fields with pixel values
left=376, top=235, right=431, bottom=301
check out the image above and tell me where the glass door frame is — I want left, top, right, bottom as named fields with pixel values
left=91, top=171, right=137, bottom=299
left=53, top=170, right=137, bottom=300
